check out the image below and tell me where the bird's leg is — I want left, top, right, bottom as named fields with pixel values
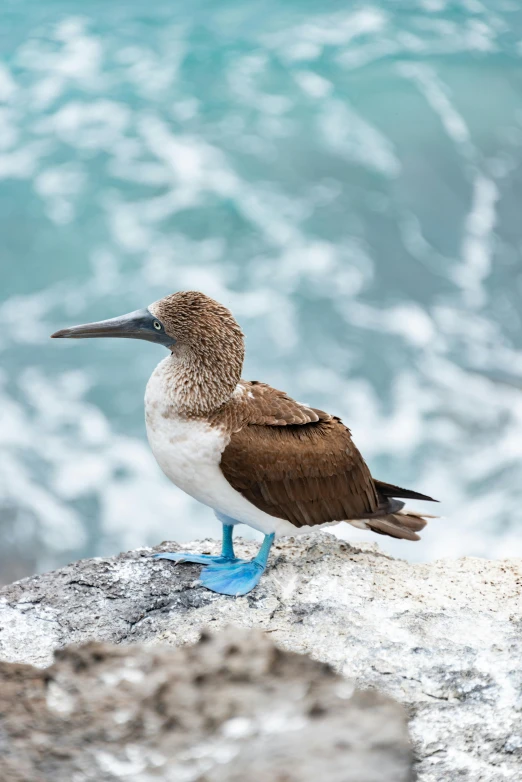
left=199, top=533, right=275, bottom=596
left=153, top=522, right=241, bottom=566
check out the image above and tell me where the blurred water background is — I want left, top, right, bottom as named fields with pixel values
left=1, top=0, right=522, bottom=583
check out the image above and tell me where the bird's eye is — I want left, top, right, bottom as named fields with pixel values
left=153, top=320, right=162, bottom=331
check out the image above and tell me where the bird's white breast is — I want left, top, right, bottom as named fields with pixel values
left=144, top=359, right=297, bottom=536
left=145, top=364, right=226, bottom=506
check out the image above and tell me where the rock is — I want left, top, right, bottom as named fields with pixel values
left=0, top=628, right=412, bottom=782
left=0, top=533, right=521, bottom=781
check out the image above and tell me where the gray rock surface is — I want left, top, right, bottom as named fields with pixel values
left=0, top=533, right=521, bottom=781
left=0, top=628, right=412, bottom=782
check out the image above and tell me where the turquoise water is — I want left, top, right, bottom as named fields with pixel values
left=1, top=0, right=522, bottom=582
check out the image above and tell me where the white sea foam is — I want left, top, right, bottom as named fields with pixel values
left=0, top=2, right=521, bottom=575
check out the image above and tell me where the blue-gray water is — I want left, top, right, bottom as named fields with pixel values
left=1, top=0, right=522, bottom=582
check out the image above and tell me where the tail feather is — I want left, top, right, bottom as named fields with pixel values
left=350, top=510, right=438, bottom=542
left=347, top=479, right=438, bottom=542
left=375, top=479, right=438, bottom=503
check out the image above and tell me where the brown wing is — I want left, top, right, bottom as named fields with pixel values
left=218, top=384, right=379, bottom=527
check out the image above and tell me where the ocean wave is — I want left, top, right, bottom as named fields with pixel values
left=1, top=1, right=521, bottom=576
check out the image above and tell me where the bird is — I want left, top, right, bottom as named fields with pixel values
left=52, top=291, right=437, bottom=596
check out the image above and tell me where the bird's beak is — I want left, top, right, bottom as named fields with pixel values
left=51, top=308, right=175, bottom=347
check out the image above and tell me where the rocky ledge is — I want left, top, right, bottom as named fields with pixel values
left=0, top=534, right=521, bottom=781
left=0, top=629, right=411, bottom=782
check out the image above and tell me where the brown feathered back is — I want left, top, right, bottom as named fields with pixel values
left=214, top=381, right=436, bottom=538
left=214, top=382, right=379, bottom=527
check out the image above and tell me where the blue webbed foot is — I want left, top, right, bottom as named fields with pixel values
left=153, top=551, right=239, bottom=566
left=199, top=559, right=265, bottom=596
left=154, top=526, right=275, bottom=597
left=154, top=523, right=239, bottom=567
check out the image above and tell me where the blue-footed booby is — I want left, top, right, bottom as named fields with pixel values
left=52, top=291, right=437, bottom=596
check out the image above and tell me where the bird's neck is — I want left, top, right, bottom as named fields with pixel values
left=149, top=347, right=242, bottom=418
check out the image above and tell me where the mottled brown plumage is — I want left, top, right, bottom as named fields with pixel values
left=149, top=292, right=244, bottom=416
left=209, top=381, right=436, bottom=538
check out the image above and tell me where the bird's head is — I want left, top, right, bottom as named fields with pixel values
left=52, top=291, right=245, bottom=411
